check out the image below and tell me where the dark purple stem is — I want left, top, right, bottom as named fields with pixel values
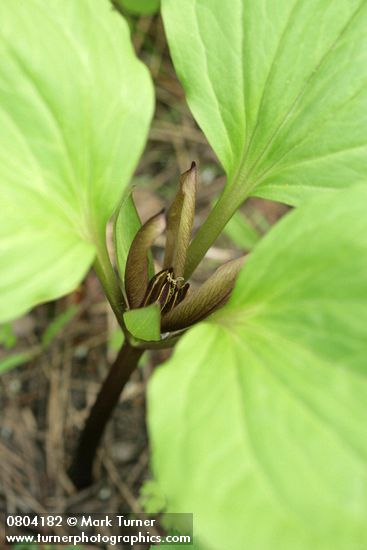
left=69, top=341, right=144, bottom=489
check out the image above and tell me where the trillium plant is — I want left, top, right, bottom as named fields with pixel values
left=69, top=162, right=244, bottom=488
left=1, top=1, right=367, bottom=549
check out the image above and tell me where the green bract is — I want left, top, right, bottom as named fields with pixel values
left=162, top=0, right=367, bottom=205
left=114, top=193, right=146, bottom=283
left=124, top=303, right=161, bottom=342
left=149, top=186, right=367, bottom=550
left=0, top=0, right=154, bottom=322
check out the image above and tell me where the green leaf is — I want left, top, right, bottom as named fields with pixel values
left=140, top=479, right=167, bottom=514
left=1, top=306, right=78, bottom=375
left=0, top=0, right=154, bottom=323
left=150, top=539, right=201, bottom=550
left=124, top=303, right=161, bottom=341
left=148, top=186, right=367, bottom=550
left=162, top=0, right=367, bottom=206
left=0, top=350, right=38, bottom=374
left=0, top=323, right=17, bottom=349
left=118, top=0, right=160, bottom=16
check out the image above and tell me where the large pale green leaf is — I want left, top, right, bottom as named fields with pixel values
left=148, top=186, right=367, bottom=550
left=162, top=0, right=367, bottom=205
left=150, top=538, right=200, bottom=550
left=0, top=0, right=154, bottom=322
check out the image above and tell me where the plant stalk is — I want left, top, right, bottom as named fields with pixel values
left=94, top=239, right=126, bottom=330
left=184, top=162, right=257, bottom=279
left=69, top=341, right=144, bottom=489
left=184, top=185, right=241, bottom=279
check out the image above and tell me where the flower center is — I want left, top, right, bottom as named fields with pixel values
left=140, top=268, right=190, bottom=314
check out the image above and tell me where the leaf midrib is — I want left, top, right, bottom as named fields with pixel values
left=235, top=0, right=366, bottom=195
